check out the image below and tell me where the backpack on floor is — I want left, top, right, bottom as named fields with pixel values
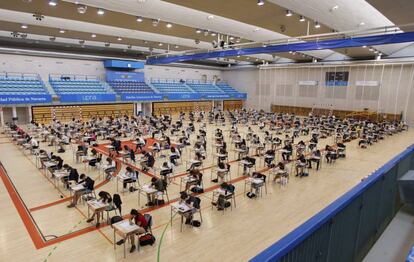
left=139, top=233, right=156, bottom=246
left=191, top=220, right=201, bottom=227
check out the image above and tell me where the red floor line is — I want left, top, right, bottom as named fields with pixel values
left=0, top=162, right=45, bottom=249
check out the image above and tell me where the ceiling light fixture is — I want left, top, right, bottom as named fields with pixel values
left=77, top=4, right=87, bottom=14
left=97, top=8, right=105, bottom=15
left=253, top=28, right=260, bottom=32
left=358, top=22, right=365, bottom=27
left=207, top=15, right=214, bottom=20
left=91, top=34, right=96, bottom=38
left=117, top=37, right=122, bottom=41
left=369, top=47, right=374, bottom=51
left=229, top=36, right=234, bottom=40
left=289, top=51, right=293, bottom=54
left=166, top=22, right=172, bottom=28
left=257, top=0, right=264, bottom=6
left=59, top=29, right=65, bottom=33
left=299, top=15, right=305, bottom=22
left=196, top=29, right=202, bottom=34
left=158, top=42, right=163, bottom=46
left=136, top=16, right=143, bottom=22
left=330, top=5, right=339, bottom=11
left=21, top=24, right=28, bottom=29
left=285, top=10, right=293, bottom=17
left=314, top=21, right=321, bottom=28
left=235, top=37, right=241, bottom=43
left=152, top=19, right=160, bottom=27
left=211, top=32, right=217, bottom=36
left=175, top=45, right=179, bottom=49
left=362, top=45, right=367, bottom=48
left=48, top=0, right=58, bottom=6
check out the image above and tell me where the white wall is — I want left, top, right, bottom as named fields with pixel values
left=0, top=53, right=222, bottom=82
left=144, top=65, right=221, bottom=82
left=222, top=63, right=414, bottom=125
left=222, top=68, right=259, bottom=109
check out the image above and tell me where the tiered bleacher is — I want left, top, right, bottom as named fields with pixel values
left=49, top=75, right=115, bottom=95
left=151, top=80, right=194, bottom=93
left=216, top=82, right=239, bottom=93
left=108, top=80, right=154, bottom=94
left=0, top=73, right=48, bottom=95
left=186, top=80, right=224, bottom=93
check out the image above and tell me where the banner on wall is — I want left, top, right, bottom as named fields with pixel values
left=0, top=94, right=52, bottom=104
left=106, top=71, right=145, bottom=82
left=231, top=93, right=247, bottom=99
left=104, top=60, right=144, bottom=69
left=204, top=93, right=231, bottom=100
left=121, top=93, right=163, bottom=101
left=167, top=93, right=202, bottom=100
left=59, top=94, right=116, bottom=103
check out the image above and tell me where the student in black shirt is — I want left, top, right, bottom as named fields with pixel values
left=67, top=176, right=94, bottom=208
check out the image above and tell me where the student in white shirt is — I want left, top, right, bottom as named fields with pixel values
left=123, top=166, right=137, bottom=190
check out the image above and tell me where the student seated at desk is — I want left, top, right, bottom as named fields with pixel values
left=67, top=175, right=94, bottom=208
left=140, top=151, right=155, bottom=172
left=62, top=166, right=79, bottom=189
left=48, top=156, right=64, bottom=175
left=271, top=162, right=289, bottom=183
left=123, top=166, right=138, bottom=191
left=104, top=157, right=117, bottom=180
left=325, top=145, right=337, bottom=163
left=86, top=191, right=112, bottom=227
left=186, top=169, right=203, bottom=192
left=211, top=182, right=235, bottom=210
left=179, top=192, right=201, bottom=225
left=146, top=177, right=167, bottom=206
left=169, top=147, right=180, bottom=165
left=111, top=138, right=122, bottom=155
left=264, top=149, right=275, bottom=167
left=127, top=209, right=147, bottom=253
left=159, top=161, right=173, bottom=183
left=242, top=156, right=256, bottom=176
left=281, top=143, right=293, bottom=162
left=336, top=142, right=346, bottom=157
left=88, top=149, right=101, bottom=167
left=271, top=137, right=281, bottom=150
left=246, top=172, right=266, bottom=198
left=358, top=135, right=368, bottom=148
left=31, top=138, right=39, bottom=150
left=75, top=145, right=87, bottom=162
left=307, top=150, right=321, bottom=170
left=213, top=162, right=230, bottom=183
left=187, top=152, right=203, bottom=171
left=193, top=143, right=206, bottom=159
left=295, top=154, right=307, bottom=177
left=134, top=136, right=146, bottom=152
left=151, top=142, right=161, bottom=154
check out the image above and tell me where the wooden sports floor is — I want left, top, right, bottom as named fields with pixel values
left=0, top=120, right=413, bottom=262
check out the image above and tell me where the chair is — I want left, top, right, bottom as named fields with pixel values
left=106, top=194, right=123, bottom=222
left=81, top=181, right=96, bottom=204
left=144, top=214, right=153, bottom=234
left=155, top=187, right=170, bottom=204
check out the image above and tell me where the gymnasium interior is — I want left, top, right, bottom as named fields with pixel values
left=1, top=0, right=414, bottom=261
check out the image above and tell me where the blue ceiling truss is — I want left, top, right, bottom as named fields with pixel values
left=146, top=31, right=414, bottom=65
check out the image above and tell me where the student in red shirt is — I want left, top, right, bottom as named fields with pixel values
left=128, top=209, right=147, bottom=253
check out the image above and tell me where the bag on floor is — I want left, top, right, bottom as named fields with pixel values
left=154, top=199, right=165, bottom=205
left=139, top=233, right=156, bottom=246
left=191, top=186, right=204, bottom=193
left=57, top=148, right=65, bottom=153
left=191, top=220, right=201, bottom=227
left=246, top=192, right=256, bottom=198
